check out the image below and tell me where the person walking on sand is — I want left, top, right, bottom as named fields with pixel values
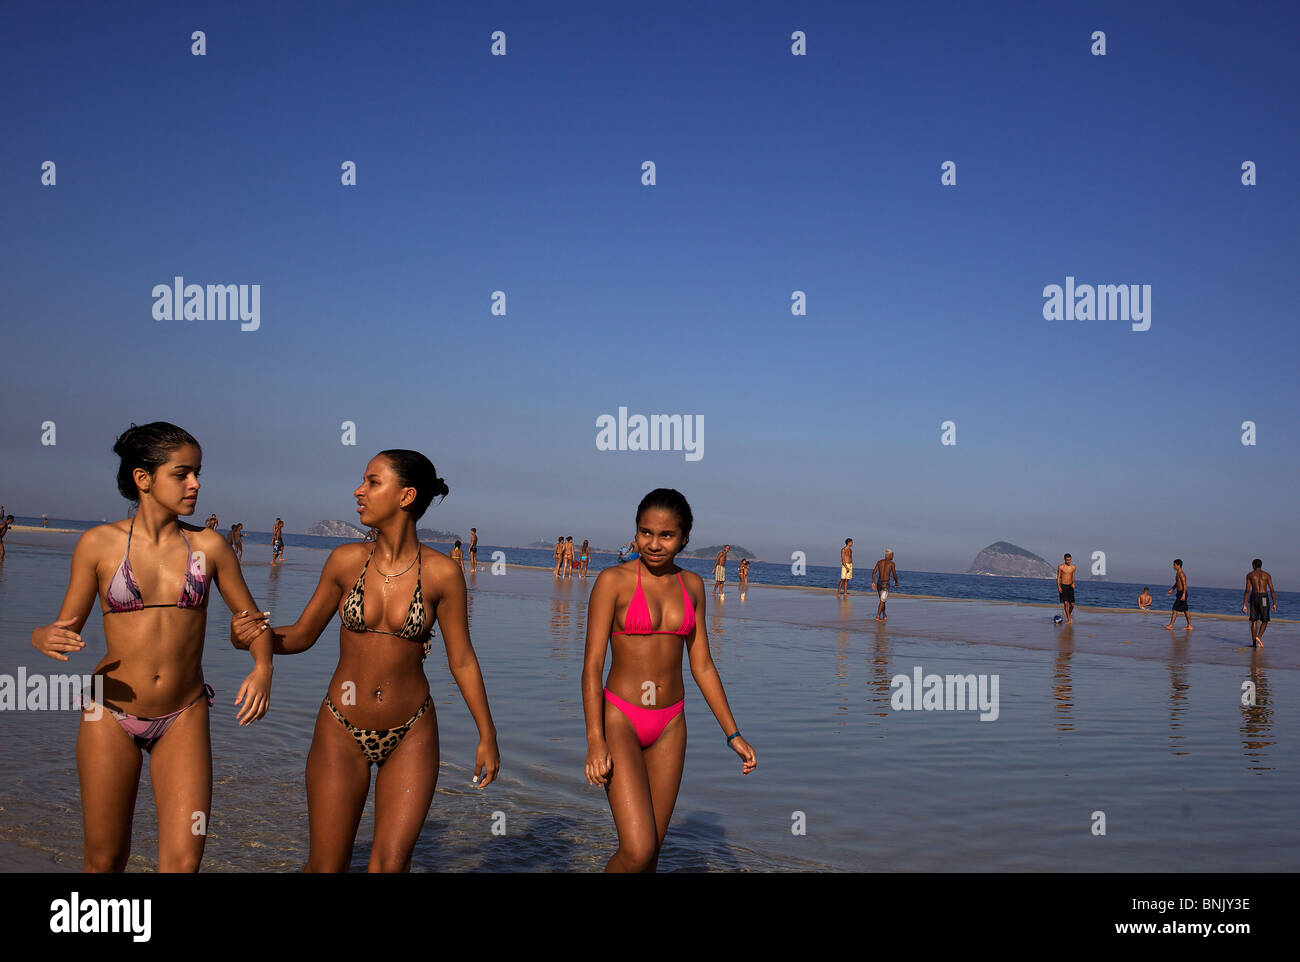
left=1057, top=553, right=1077, bottom=624
left=1137, top=587, right=1152, bottom=610
left=837, top=539, right=853, bottom=598
left=1164, top=559, right=1193, bottom=631
left=872, top=549, right=899, bottom=620
left=1242, top=559, right=1277, bottom=648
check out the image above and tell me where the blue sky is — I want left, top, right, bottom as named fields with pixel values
left=1, top=0, right=1296, bottom=586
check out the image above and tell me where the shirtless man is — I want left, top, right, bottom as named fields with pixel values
left=1164, top=558, right=1193, bottom=631
left=0, top=514, right=13, bottom=560
left=1137, top=587, right=1152, bottom=610
left=468, top=527, right=478, bottom=573
left=872, top=549, right=899, bottom=620
left=553, top=536, right=564, bottom=577
left=714, top=545, right=730, bottom=598
left=271, top=517, right=285, bottom=565
left=1242, top=559, right=1277, bottom=647
left=1057, top=553, right=1077, bottom=624
left=205, top=513, right=219, bottom=530
left=837, top=538, right=853, bottom=598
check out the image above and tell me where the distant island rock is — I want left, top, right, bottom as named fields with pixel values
left=417, top=528, right=461, bottom=542
left=680, top=545, right=759, bottom=561
left=968, top=541, right=1055, bottom=578
left=306, top=520, right=367, bottom=538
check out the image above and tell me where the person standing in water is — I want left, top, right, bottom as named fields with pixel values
left=451, top=540, right=463, bottom=568
left=30, top=422, right=273, bottom=872
left=1057, top=553, right=1077, bottom=625
left=1164, top=558, right=1193, bottom=631
left=0, top=514, right=13, bottom=560
left=227, top=523, right=245, bottom=562
left=271, top=517, right=285, bottom=565
left=468, top=527, right=477, bottom=573
left=713, top=545, right=730, bottom=599
left=553, top=537, right=564, bottom=577
left=232, top=450, right=498, bottom=872
left=871, top=549, right=899, bottom=621
left=205, top=514, right=219, bottom=530
left=579, top=539, right=591, bottom=577
left=583, top=489, right=755, bottom=872
left=1137, top=587, right=1153, bottom=610
left=1242, top=559, right=1277, bottom=647
left=838, top=539, right=853, bottom=598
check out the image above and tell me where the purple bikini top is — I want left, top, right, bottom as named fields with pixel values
left=104, top=517, right=210, bottom=613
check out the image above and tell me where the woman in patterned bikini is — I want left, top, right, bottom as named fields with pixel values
left=30, top=422, right=273, bottom=872
left=582, top=488, right=756, bottom=872
left=233, top=450, right=499, bottom=872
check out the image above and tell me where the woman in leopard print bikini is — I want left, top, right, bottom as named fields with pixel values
left=232, top=449, right=500, bottom=871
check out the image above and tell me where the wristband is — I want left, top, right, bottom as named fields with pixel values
left=726, top=731, right=741, bottom=743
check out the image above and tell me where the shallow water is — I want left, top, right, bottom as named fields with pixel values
left=1, top=537, right=1295, bottom=871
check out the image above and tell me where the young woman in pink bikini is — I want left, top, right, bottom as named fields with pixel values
left=582, top=488, right=756, bottom=872
left=30, top=422, right=274, bottom=871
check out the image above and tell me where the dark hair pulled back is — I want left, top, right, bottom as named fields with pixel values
left=378, top=449, right=448, bottom=520
left=113, top=422, right=200, bottom=501
left=635, top=488, right=693, bottom=544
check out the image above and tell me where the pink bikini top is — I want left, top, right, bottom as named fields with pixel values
left=104, top=517, right=210, bottom=613
left=612, top=561, right=696, bottom=637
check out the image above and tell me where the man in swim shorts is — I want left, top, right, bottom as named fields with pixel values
left=1056, top=553, right=1076, bottom=624
left=271, top=517, right=285, bottom=565
left=838, top=538, right=853, bottom=598
left=468, top=527, right=477, bottom=572
left=714, top=545, right=730, bottom=598
left=1242, top=559, right=1277, bottom=647
left=1164, top=558, right=1193, bottom=631
left=872, top=549, right=899, bottom=620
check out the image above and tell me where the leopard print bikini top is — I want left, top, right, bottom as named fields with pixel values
left=340, top=545, right=432, bottom=659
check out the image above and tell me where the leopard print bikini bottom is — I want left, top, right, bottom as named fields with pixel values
left=324, top=695, right=432, bottom=766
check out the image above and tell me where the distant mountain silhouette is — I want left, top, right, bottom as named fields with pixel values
left=306, top=520, right=367, bottom=538
left=967, top=541, right=1055, bottom=578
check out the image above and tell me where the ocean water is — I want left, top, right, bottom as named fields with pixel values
left=0, top=533, right=1296, bottom=872
left=8, top=517, right=1292, bottom=617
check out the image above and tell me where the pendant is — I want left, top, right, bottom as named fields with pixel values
left=375, top=688, right=383, bottom=702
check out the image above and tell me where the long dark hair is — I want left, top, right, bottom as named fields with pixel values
left=113, top=422, right=200, bottom=501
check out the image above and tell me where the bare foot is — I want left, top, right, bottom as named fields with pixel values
left=1164, top=624, right=1174, bottom=630
left=1186, top=625, right=1193, bottom=630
